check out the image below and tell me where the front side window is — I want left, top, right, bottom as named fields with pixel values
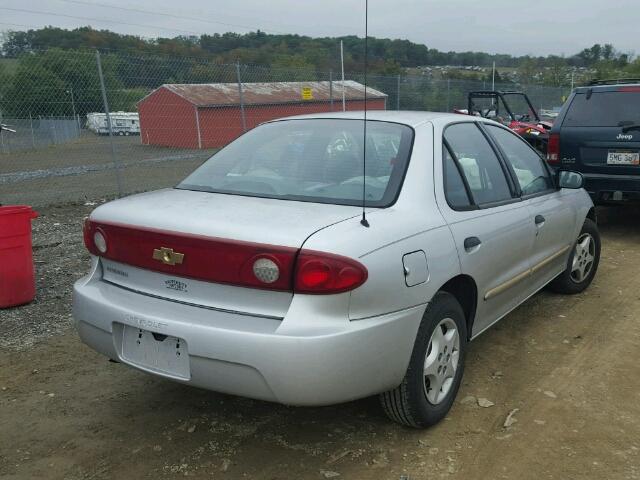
left=486, top=125, right=553, bottom=196
left=178, top=119, right=413, bottom=207
left=444, top=123, right=513, bottom=205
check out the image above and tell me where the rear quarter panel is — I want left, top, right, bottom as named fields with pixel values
left=301, top=122, right=461, bottom=320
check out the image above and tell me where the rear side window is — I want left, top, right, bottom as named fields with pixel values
left=444, top=123, right=513, bottom=205
left=443, top=147, right=472, bottom=209
left=564, top=91, right=640, bottom=127
left=486, top=125, right=553, bottom=196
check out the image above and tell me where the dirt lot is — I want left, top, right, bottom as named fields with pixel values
left=1, top=203, right=639, bottom=480
left=1, top=134, right=213, bottom=206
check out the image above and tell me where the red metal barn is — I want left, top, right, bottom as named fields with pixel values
left=137, top=81, right=387, bottom=149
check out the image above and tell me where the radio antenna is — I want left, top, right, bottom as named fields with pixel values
left=360, top=0, right=370, bottom=228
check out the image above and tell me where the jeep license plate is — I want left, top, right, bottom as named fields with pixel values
left=607, top=150, right=639, bottom=165
left=120, top=325, right=190, bottom=379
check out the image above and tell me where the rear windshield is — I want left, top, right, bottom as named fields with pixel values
left=177, top=119, right=414, bottom=207
left=564, top=91, right=640, bottom=127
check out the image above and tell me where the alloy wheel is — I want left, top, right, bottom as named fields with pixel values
left=570, top=233, right=596, bottom=283
left=423, top=318, right=460, bottom=405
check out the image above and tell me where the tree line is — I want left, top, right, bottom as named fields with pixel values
left=2, top=27, right=635, bottom=71
left=0, top=27, right=638, bottom=118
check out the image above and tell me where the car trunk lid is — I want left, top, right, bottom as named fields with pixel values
left=88, top=188, right=361, bottom=317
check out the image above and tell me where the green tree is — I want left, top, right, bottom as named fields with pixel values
left=3, top=48, right=124, bottom=117
left=4, top=63, right=66, bottom=116
left=518, top=58, right=539, bottom=84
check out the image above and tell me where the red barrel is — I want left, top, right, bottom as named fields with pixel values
left=0, top=205, right=39, bottom=308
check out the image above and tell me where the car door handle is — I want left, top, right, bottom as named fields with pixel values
left=464, top=236, right=481, bottom=251
left=535, top=214, right=546, bottom=225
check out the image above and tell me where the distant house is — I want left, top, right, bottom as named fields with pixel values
left=137, top=81, right=387, bottom=149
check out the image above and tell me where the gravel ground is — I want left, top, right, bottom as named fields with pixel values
left=0, top=203, right=639, bottom=479
left=0, top=202, right=95, bottom=350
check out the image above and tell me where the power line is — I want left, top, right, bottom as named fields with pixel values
left=0, top=21, right=44, bottom=30
left=57, top=0, right=287, bottom=35
left=0, top=6, right=215, bottom=36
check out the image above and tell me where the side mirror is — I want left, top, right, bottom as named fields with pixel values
left=557, top=170, right=585, bottom=189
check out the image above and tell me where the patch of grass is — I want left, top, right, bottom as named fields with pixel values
left=0, top=58, right=18, bottom=74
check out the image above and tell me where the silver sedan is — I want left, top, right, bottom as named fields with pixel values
left=74, top=111, right=600, bottom=427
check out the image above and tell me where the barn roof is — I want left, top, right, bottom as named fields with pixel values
left=147, top=81, right=387, bottom=107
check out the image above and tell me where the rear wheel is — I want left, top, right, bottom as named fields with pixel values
left=380, top=292, right=467, bottom=428
left=549, top=218, right=600, bottom=294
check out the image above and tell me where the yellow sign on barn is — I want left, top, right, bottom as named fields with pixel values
left=301, top=87, right=313, bottom=100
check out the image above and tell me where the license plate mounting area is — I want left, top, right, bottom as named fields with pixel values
left=119, top=324, right=190, bottom=380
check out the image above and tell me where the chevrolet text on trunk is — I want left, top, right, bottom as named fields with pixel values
left=74, top=112, right=600, bottom=427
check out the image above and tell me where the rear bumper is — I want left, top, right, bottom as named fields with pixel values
left=583, top=173, right=640, bottom=202
left=73, top=268, right=424, bottom=406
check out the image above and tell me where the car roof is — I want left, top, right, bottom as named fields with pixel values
left=268, top=110, right=470, bottom=128
left=574, top=82, right=640, bottom=93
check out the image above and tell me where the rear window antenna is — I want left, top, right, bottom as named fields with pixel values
left=360, top=0, right=370, bottom=228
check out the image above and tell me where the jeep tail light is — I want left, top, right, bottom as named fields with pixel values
left=618, top=86, right=640, bottom=93
left=294, top=251, right=368, bottom=294
left=547, top=133, right=560, bottom=164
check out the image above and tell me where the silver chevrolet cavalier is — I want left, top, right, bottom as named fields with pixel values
left=74, top=111, right=600, bottom=427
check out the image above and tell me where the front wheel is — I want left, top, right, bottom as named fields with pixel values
left=380, top=291, right=467, bottom=428
left=549, top=218, right=600, bottom=294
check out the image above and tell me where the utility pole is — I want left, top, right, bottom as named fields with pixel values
left=492, top=61, right=496, bottom=91
left=96, top=50, right=124, bottom=197
left=571, top=70, right=575, bottom=90
left=236, top=62, right=247, bottom=132
left=329, top=70, right=334, bottom=111
left=67, top=87, right=79, bottom=133
left=340, top=40, right=346, bottom=112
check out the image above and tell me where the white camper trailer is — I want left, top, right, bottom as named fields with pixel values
left=86, top=112, right=140, bottom=135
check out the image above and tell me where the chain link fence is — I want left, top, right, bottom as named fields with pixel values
left=0, top=49, right=571, bottom=207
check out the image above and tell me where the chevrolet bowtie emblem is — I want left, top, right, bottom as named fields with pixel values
left=152, top=247, right=184, bottom=266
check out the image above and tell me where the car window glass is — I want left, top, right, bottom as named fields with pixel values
left=564, top=91, right=640, bottom=127
left=443, top=147, right=472, bottom=208
left=178, top=119, right=413, bottom=207
left=444, top=123, right=512, bottom=205
left=486, top=125, right=553, bottom=196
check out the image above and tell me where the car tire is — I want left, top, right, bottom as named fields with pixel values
left=549, top=218, right=600, bottom=295
left=380, top=291, right=467, bottom=428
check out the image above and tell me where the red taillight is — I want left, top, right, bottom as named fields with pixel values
left=82, top=220, right=368, bottom=294
left=618, top=86, right=640, bottom=93
left=294, top=251, right=368, bottom=294
left=83, top=219, right=107, bottom=255
left=82, top=220, right=297, bottom=291
left=546, top=133, right=560, bottom=164
left=83, top=218, right=100, bottom=255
